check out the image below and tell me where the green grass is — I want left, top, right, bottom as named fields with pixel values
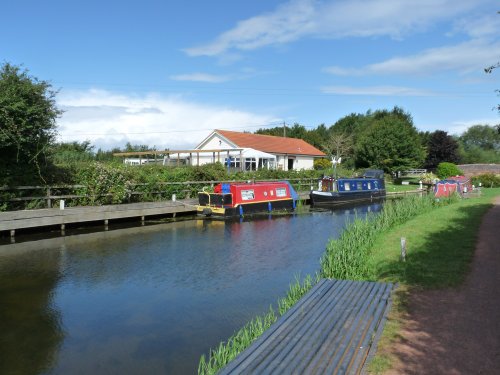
left=365, top=187, right=500, bottom=373
left=385, top=181, right=422, bottom=193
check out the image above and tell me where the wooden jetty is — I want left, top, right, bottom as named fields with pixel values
left=0, top=199, right=199, bottom=239
left=219, top=279, right=394, bottom=375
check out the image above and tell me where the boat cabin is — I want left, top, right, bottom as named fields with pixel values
left=198, top=181, right=298, bottom=217
left=434, top=176, right=472, bottom=197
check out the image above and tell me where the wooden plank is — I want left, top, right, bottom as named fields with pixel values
left=0, top=200, right=198, bottom=231
left=219, top=279, right=394, bottom=375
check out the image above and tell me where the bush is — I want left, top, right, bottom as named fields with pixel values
left=314, top=158, right=332, bottom=170
left=471, top=173, right=500, bottom=188
left=436, top=162, right=463, bottom=179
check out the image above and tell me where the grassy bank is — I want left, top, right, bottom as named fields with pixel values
left=366, top=187, right=500, bottom=373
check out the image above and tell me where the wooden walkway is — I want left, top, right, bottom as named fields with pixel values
left=0, top=199, right=199, bottom=238
left=219, top=279, right=394, bottom=375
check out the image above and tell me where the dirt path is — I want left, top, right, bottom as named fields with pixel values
left=385, top=196, right=500, bottom=375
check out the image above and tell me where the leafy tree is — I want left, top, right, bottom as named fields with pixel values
left=459, top=124, right=500, bottom=150
left=51, top=140, right=95, bottom=164
left=0, top=63, right=62, bottom=184
left=355, top=108, right=425, bottom=173
left=424, top=130, right=460, bottom=169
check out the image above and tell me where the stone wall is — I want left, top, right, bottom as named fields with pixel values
left=458, top=164, right=500, bottom=176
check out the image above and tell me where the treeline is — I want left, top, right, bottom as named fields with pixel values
left=256, top=107, right=500, bottom=171
left=1, top=61, right=499, bottom=187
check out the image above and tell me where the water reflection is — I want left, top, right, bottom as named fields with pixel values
left=0, top=249, right=64, bottom=375
left=0, top=203, right=383, bottom=375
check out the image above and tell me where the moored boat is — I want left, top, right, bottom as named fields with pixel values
left=310, top=169, right=386, bottom=206
left=197, top=181, right=299, bottom=217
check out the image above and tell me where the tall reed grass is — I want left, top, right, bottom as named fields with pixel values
left=320, top=194, right=459, bottom=280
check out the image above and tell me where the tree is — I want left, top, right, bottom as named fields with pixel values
left=355, top=108, right=425, bottom=173
left=424, top=130, right=460, bottom=169
left=0, top=63, right=62, bottom=184
left=322, top=132, right=353, bottom=162
left=459, top=124, right=500, bottom=150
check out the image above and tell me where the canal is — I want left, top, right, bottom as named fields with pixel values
left=0, top=203, right=383, bottom=375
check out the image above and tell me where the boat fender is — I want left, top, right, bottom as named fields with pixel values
left=293, top=199, right=296, bottom=210
left=202, top=208, right=212, bottom=216
left=239, top=205, right=243, bottom=217
left=268, top=202, right=272, bottom=212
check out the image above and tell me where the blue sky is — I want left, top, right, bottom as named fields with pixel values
left=2, top=0, right=499, bottom=150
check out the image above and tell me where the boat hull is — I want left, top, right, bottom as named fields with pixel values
left=197, top=198, right=296, bottom=218
left=309, top=190, right=386, bottom=206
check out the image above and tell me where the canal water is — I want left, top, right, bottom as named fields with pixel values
left=0, top=203, right=382, bottom=375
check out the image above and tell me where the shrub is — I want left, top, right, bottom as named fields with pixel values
left=436, top=162, right=463, bottom=179
left=314, top=158, right=332, bottom=170
left=471, top=173, right=500, bottom=188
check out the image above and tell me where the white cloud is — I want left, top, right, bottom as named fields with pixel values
left=325, top=39, right=500, bottom=76
left=184, top=0, right=486, bottom=57
left=321, top=85, right=435, bottom=96
left=56, top=89, right=277, bottom=150
left=450, top=13, right=500, bottom=38
left=169, top=73, right=230, bottom=83
left=445, top=118, right=500, bottom=136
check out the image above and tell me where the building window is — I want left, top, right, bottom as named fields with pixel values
left=245, top=158, right=256, bottom=171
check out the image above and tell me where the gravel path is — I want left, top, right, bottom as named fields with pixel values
left=384, top=196, right=500, bottom=375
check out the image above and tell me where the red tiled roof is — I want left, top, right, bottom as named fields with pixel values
left=216, top=129, right=325, bottom=156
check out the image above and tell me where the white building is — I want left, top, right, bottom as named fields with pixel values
left=195, top=130, right=325, bottom=171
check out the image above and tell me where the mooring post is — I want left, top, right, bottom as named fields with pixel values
left=104, top=219, right=109, bottom=230
left=10, top=229, right=15, bottom=243
left=61, top=224, right=65, bottom=236
left=400, top=237, right=406, bottom=262
left=141, top=216, right=145, bottom=226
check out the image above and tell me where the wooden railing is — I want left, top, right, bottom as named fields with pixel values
left=0, top=178, right=317, bottom=211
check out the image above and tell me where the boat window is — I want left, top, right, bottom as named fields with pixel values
left=344, top=182, right=350, bottom=191
left=241, top=190, right=255, bottom=200
left=357, top=182, right=363, bottom=190
left=367, top=182, right=372, bottom=189
left=276, top=187, right=287, bottom=197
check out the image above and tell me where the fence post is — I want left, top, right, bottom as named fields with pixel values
left=400, top=237, right=406, bottom=262
left=46, top=187, right=51, bottom=208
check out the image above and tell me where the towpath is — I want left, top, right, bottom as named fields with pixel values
left=382, top=196, right=500, bottom=374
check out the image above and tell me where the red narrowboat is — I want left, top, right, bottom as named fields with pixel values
left=434, top=176, right=472, bottom=197
left=197, top=181, right=299, bottom=217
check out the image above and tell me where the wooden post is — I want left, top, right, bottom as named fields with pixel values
left=47, top=187, right=51, bottom=208
left=400, top=237, right=406, bottom=262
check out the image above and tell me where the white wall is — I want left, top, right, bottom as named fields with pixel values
left=295, top=156, right=314, bottom=170
left=199, top=134, right=234, bottom=150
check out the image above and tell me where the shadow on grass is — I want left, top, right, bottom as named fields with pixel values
left=374, top=202, right=492, bottom=289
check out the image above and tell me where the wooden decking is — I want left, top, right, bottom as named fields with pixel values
left=0, top=199, right=199, bottom=237
left=219, top=279, right=394, bottom=375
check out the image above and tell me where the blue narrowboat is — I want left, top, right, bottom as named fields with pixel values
left=310, top=169, right=386, bottom=206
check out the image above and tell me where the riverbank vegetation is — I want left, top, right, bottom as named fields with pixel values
left=198, top=187, right=500, bottom=375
